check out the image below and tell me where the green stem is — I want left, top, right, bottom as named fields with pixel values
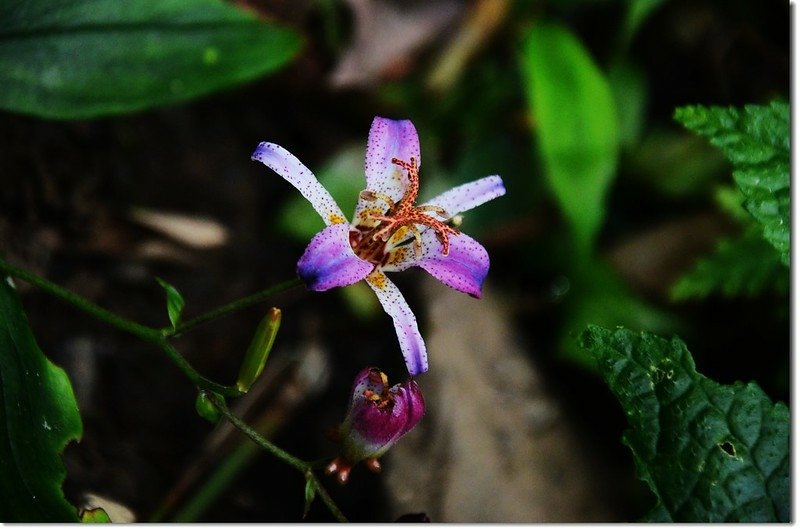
left=166, top=277, right=304, bottom=336
left=206, top=393, right=348, bottom=522
left=0, top=258, right=287, bottom=397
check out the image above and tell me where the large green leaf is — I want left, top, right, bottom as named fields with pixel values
left=674, top=102, right=790, bottom=265
left=0, top=0, right=302, bottom=119
left=580, top=326, right=789, bottom=522
left=520, top=22, right=619, bottom=256
left=0, top=277, right=83, bottom=521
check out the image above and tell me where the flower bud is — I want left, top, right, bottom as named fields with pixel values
left=326, top=367, right=425, bottom=484
left=236, top=307, right=281, bottom=393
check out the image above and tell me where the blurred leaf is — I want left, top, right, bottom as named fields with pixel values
left=521, top=22, right=620, bottom=256
left=621, top=0, right=666, bottom=47
left=156, top=277, right=185, bottom=330
left=277, top=144, right=364, bottom=241
left=671, top=230, right=788, bottom=301
left=713, top=185, right=752, bottom=224
left=580, top=326, right=789, bottom=522
left=625, top=129, right=728, bottom=198
left=674, top=102, right=789, bottom=265
left=0, top=0, right=302, bottom=119
left=609, top=59, right=647, bottom=148
left=560, top=259, right=677, bottom=368
left=80, top=507, right=111, bottom=523
left=0, top=278, right=83, bottom=521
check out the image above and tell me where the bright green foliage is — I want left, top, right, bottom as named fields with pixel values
left=0, top=278, right=83, bottom=521
left=0, top=0, right=302, bottom=119
left=520, top=22, right=620, bottom=256
left=80, top=507, right=112, bottom=523
left=672, top=230, right=788, bottom=300
left=156, top=277, right=185, bottom=330
left=674, top=103, right=789, bottom=265
left=580, top=326, right=789, bottom=522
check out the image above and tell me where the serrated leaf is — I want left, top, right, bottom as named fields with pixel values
left=671, top=230, right=788, bottom=301
left=674, top=102, right=789, bottom=265
left=520, top=22, right=619, bottom=256
left=0, top=0, right=302, bottom=119
left=0, top=277, right=83, bottom=521
left=580, top=325, right=789, bottom=522
left=156, top=277, right=185, bottom=330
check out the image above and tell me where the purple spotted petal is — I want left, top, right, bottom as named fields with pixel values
left=365, top=270, right=428, bottom=376
left=423, top=175, right=505, bottom=218
left=340, top=368, right=425, bottom=462
left=353, top=118, right=421, bottom=223
left=252, top=142, right=348, bottom=226
left=383, top=231, right=489, bottom=298
left=297, top=224, right=373, bottom=291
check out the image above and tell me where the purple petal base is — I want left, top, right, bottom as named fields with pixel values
left=297, top=224, right=373, bottom=291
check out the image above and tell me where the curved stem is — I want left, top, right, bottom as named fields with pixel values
left=205, top=393, right=348, bottom=522
left=165, top=277, right=304, bottom=336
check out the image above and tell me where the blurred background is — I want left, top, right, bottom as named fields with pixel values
left=0, top=0, right=789, bottom=521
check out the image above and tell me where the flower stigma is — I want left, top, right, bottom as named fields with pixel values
left=350, top=156, right=459, bottom=264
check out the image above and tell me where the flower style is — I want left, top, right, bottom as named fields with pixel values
left=326, top=367, right=425, bottom=484
left=252, top=117, right=505, bottom=375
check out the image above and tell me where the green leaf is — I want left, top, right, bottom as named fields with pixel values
left=156, top=277, right=185, bottom=330
left=520, top=22, right=620, bottom=256
left=580, top=326, right=789, bottom=522
left=674, top=102, right=789, bottom=265
left=560, top=258, right=678, bottom=368
left=0, top=277, right=83, bottom=521
left=0, top=0, right=302, bottom=119
left=671, top=230, right=788, bottom=301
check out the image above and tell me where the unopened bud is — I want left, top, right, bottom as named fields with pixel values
left=236, top=307, right=281, bottom=393
left=195, top=391, right=223, bottom=423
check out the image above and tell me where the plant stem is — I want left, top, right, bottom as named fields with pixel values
left=0, top=258, right=290, bottom=397
left=206, top=393, right=348, bottom=522
left=166, top=277, right=304, bottom=336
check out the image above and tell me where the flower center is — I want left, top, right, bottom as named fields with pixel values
left=350, top=156, right=459, bottom=265
left=362, top=368, right=394, bottom=410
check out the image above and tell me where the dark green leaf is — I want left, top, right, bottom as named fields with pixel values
left=0, top=0, right=302, bottom=119
left=674, top=102, right=789, bottom=265
left=156, top=277, right=185, bottom=330
left=580, top=326, right=789, bottom=522
left=0, top=277, right=83, bottom=521
left=671, top=230, right=788, bottom=300
left=520, top=22, right=619, bottom=256
left=560, top=259, right=678, bottom=369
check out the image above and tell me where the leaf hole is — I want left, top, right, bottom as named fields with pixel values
left=718, top=441, right=736, bottom=457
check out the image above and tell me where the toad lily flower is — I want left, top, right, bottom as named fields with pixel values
left=252, top=117, right=505, bottom=376
left=326, top=367, right=425, bottom=484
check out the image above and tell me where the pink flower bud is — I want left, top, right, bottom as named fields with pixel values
left=326, top=367, right=425, bottom=484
